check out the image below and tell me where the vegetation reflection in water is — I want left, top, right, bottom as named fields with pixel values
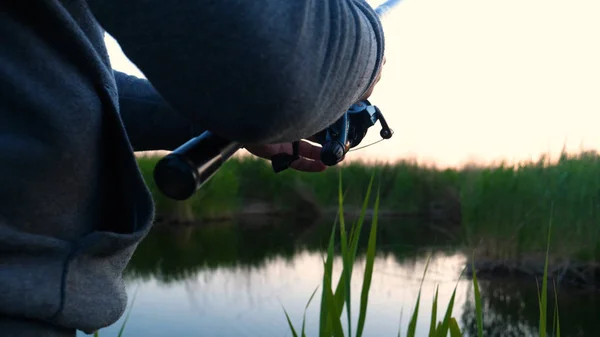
left=93, top=218, right=467, bottom=337
left=82, top=153, right=600, bottom=336
left=136, top=150, right=600, bottom=287
left=86, top=209, right=596, bottom=337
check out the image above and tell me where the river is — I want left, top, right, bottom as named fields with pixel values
left=80, top=217, right=598, bottom=337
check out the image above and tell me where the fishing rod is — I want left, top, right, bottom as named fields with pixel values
left=153, top=0, right=401, bottom=201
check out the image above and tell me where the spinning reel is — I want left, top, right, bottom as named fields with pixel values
left=270, top=100, right=393, bottom=173
left=153, top=100, right=394, bottom=201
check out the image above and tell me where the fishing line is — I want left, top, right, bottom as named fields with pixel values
left=348, top=138, right=386, bottom=152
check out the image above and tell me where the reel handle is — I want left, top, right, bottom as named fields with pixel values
left=153, top=131, right=241, bottom=200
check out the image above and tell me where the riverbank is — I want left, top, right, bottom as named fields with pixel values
left=135, top=150, right=600, bottom=289
left=136, top=153, right=462, bottom=224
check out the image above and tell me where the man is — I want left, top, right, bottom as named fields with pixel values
left=0, top=0, right=385, bottom=336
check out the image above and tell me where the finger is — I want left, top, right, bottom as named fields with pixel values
left=290, top=157, right=327, bottom=172
left=246, top=143, right=290, bottom=160
left=297, top=140, right=323, bottom=161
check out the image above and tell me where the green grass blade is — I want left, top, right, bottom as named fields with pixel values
left=350, top=173, right=375, bottom=261
left=333, top=279, right=346, bottom=324
left=407, top=292, right=421, bottom=337
left=117, top=286, right=139, bottom=337
left=539, top=204, right=553, bottom=337
left=324, top=267, right=346, bottom=337
left=436, top=286, right=457, bottom=337
left=553, top=279, right=561, bottom=337
left=355, top=183, right=380, bottom=337
left=331, top=171, right=376, bottom=333
left=337, top=172, right=353, bottom=337
left=551, top=280, right=557, bottom=336
left=338, top=170, right=345, bottom=235
left=471, top=255, right=484, bottom=337
left=344, top=172, right=375, bottom=309
left=535, top=278, right=543, bottom=336
left=283, top=307, right=300, bottom=337
left=408, top=254, right=432, bottom=337
left=429, top=286, right=439, bottom=337
left=347, top=172, right=375, bottom=306
left=301, top=286, right=320, bottom=337
left=306, top=285, right=319, bottom=310
left=448, top=318, right=462, bottom=337
left=319, top=217, right=338, bottom=337
left=397, top=308, right=403, bottom=337
left=552, top=295, right=557, bottom=337
left=94, top=331, right=99, bottom=337
left=331, top=174, right=354, bottom=324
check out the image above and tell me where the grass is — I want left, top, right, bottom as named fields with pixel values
left=136, top=149, right=600, bottom=268
left=281, top=170, right=562, bottom=337
left=461, top=150, right=600, bottom=265
left=99, top=167, right=566, bottom=337
left=135, top=153, right=460, bottom=221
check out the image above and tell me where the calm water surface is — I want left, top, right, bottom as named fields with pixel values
left=83, top=217, right=599, bottom=337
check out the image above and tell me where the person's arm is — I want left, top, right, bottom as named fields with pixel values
left=89, top=0, right=385, bottom=145
left=114, top=71, right=200, bottom=151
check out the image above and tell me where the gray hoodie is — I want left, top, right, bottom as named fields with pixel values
left=0, top=0, right=384, bottom=335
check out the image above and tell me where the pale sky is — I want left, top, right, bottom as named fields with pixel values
left=105, top=0, right=600, bottom=169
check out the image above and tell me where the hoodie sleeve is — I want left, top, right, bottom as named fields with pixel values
left=88, top=0, right=385, bottom=145
left=113, top=71, right=202, bottom=151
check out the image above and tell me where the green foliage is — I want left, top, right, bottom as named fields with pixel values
left=281, top=172, right=467, bottom=337
left=136, top=150, right=600, bottom=264
left=282, top=174, right=562, bottom=337
left=471, top=255, right=483, bottom=337
left=282, top=169, right=381, bottom=337
left=536, top=208, right=562, bottom=337
left=98, top=168, right=566, bottom=337
left=461, top=151, right=600, bottom=262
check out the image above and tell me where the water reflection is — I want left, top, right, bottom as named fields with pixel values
left=82, top=218, right=599, bottom=337
left=124, top=216, right=459, bottom=285
left=460, top=278, right=600, bottom=337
